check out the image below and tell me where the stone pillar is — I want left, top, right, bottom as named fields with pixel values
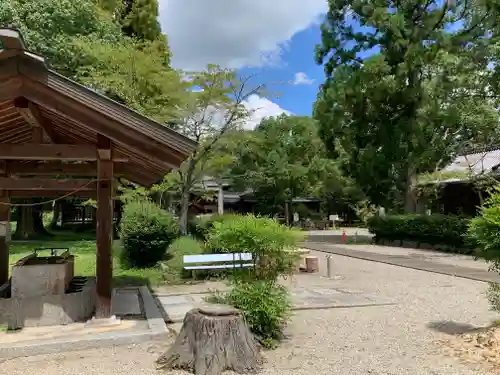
left=217, top=184, right=224, bottom=215
left=95, top=136, right=114, bottom=319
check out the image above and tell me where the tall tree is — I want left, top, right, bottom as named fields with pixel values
left=154, top=66, right=267, bottom=234
left=99, top=0, right=162, bottom=42
left=75, top=37, right=187, bottom=124
left=230, top=115, right=339, bottom=223
left=0, top=0, right=122, bottom=78
left=0, top=0, right=125, bottom=238
left=314, top=0, right=500, bottom=212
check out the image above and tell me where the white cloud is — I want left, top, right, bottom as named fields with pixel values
left=291, top=72, right=315, bottom=85
left=159, top=0, right=328, bottom=70
left=242, top=94, right=291, bottom=130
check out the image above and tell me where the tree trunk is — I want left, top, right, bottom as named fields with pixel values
left=179, top=187, right=190, bottom=235
left=13, top=201, right=51, bottom=240
left=49, top=201, right=62, bottom=229
left=478, top=189, right=484, bottom=206
left=404, top=170, right=417, bottom=214
left=156, top=306, right=262, bottom=375
left=33, top=204, right=50, bottom=237
left=179, top=159, right=196, bottom=236
left=284, top=201, right=290, bottom=226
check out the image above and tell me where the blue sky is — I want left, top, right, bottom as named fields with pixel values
left=159, top=0, right=329, bottom=127
left=238, top=24, right=326, bottom=116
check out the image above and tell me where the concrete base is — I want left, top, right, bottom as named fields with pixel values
left=85, top=315, right=121, bottom=328
left=0, top=286, right=168, bottom=359
left=0, top=277, right=96, bottom=329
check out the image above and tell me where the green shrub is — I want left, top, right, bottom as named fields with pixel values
left=367, top=214, right=469, bottom=248
left=120, top=200, right=179, bottom=268
left=162, top=236, right=205, bottom=283
left=206, top=214, right=304, bottom=283
left=468, top=186, right=500, bottom=263
left=211, top=281, right=292, bottom=349
left=186, top=214, right=219, bottom=241
left=468, top=187, right=500, bottom=311
left=188, top=214, right=239, bottom=241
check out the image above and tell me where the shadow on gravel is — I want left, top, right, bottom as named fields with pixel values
left=427, top=320, right=496, bottom=335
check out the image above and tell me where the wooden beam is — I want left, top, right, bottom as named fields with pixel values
left=0, top=144, right=128, bottom=162
left=14, top=97, right=57, bottom=143
left=23, top=79, right=185, bottom=170
left=0, top=177, right=97, bottom=191
left=95, top=135, right=114, bottom=319
left=0, top=76, right=22, bottom=102
left=9, top=161, right=98, bottom=176
left=7, top=190, right=120, bottom=199
left=6, top=161, right=158, bottom=185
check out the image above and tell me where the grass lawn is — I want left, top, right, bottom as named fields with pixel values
left=8, top=230, right=164, bottom=288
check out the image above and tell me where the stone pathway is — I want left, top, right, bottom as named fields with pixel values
left=305, top=242, right=500, bottom=283
left=155, top=286, right=394, bottom=323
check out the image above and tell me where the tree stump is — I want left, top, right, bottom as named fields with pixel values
left=156, top=305, right=263, bottom=375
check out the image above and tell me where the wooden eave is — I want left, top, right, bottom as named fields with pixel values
left=0, top=28, right=196, bottom=187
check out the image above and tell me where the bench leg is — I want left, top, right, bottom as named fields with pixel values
left=192, top=270, right=197, bottom=280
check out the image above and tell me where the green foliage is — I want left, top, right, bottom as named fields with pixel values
left=468, top=186, right=500, bottom=312
left=168, top=236, right=205, bottom=255
left=120, top=200, right=179, bottom=268
left=487, top=282, right=500, bottom=313
left=351, top=200, right=378, bottom=224
left=162, top=236, right=205, bottom=283
left=187, top=214, right=239, bottom=242
left=76, top=37, right=188, bottom=124
left=368, top=214, right=470, bottom=248
left=98, top=0, right=162, bottom=42
left=230, top=115, right=338, bottom=213
left=152, top=67, right=269, bottom=234
left=468, top=186, right=500, bottom=265
left=206, top=214, right=304, bottom=283
left=314, top=0, right=500, bottom=210
left=0, top=0, right=122, bottom=78
left=211, top=281, right=292, bottom=349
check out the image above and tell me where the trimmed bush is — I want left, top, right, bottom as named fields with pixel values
left=209, top=280, right=292, bottom=349
left=120, top=200, right=179, bottom=268
left=367, top=214, right=469, bottom=249
left=162, top=236, right=205, bottom=283
left=188, top=214, right=239, bottom=241
left=206, top=214, right=304, bottom=283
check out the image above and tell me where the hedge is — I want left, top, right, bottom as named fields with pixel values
left=366, top=214, right=470, bottom=249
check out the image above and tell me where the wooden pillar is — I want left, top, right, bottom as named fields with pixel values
left=95, top=136, right=114, bottom=318
left=0, top=161, right=10, bottom=285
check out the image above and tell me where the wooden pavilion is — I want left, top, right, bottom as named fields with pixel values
left=0, top=28, right=196, bottom=318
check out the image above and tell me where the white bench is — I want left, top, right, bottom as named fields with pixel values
left=183, top=253, right=254, bottom=278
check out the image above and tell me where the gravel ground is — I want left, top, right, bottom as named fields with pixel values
left=340, top=243, right=490, bottom=271
left=2, top=251, right=499, bottom=375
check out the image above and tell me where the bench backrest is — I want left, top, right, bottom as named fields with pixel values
left=183, top=253, right=253, bottom=264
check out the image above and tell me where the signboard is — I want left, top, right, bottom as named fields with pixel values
left=293, top=213, right=299, bottom=222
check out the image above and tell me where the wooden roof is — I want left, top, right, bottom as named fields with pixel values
left=0, top=28, right=196, bottom=186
